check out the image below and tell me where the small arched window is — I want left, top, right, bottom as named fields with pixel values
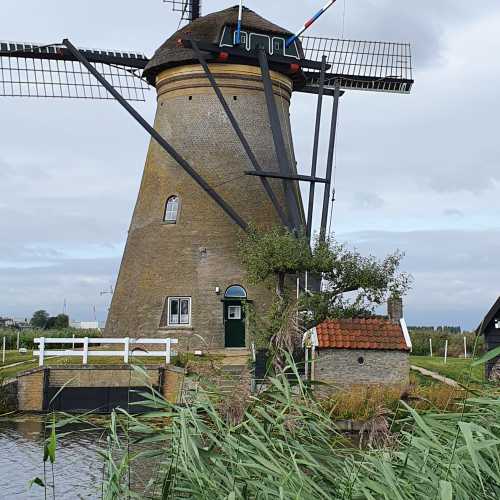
left=164, top=196, right=179, bottom=223
left=224, top=285, right=247, bottom=299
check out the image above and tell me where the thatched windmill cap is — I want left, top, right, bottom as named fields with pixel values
left=144, top=5, right=297, bottom=85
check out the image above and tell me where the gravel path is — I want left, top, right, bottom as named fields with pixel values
left=411, top=364, right=460, bottom=387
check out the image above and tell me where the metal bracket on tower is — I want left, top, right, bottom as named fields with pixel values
left=319, top=79, right=341, bottom=242
left=307, top=56, right=327, bottom=240
left=258, top=49, right=302, bottom=231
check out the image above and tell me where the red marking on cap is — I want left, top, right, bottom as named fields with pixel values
left=290, top=63, right=300, bottom=73
left=217, top=52, right=230, bottom=62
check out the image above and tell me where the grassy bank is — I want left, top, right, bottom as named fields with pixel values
left=411, top=356, right=485, bottom=384
left=0, top=351, right=172, bottom=380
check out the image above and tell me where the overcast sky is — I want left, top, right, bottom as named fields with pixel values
left=1, top=1, right=499, bottom=329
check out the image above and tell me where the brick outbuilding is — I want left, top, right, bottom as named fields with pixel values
left=313, top=316, right=412, bottom=390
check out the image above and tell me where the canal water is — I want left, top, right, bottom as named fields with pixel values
left=0, top=415, right=157, bottom=499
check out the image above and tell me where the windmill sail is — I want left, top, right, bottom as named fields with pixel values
left=163, top=0, right=201, bottom=22
left=300, top=36, right=413, bottom=94
left=0, top=41, right=150, bottom=101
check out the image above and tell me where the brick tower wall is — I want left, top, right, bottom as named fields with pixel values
left=105, top=63, right=301, bottom=350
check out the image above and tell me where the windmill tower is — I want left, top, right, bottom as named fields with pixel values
left=106, top=7, right=305, bottom=349
left=1, top=2, right=413, bottom=351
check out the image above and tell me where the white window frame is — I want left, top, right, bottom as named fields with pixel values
left=167, top=297, right=192, bottom=327
left=495, top=318, right=500, bottom=329
left=233, top=30, right=248, bottom=49
left=228, top=305, right=242, bottom=320
left=164, top=196, right=179, bottom=223
left=271, top=37, right=285, bottom=56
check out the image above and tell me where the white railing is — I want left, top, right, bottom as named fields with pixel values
left=34, top=337, right=178, bottom=367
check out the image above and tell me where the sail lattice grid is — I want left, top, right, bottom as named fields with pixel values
left=301, top=36, right=413, bottom=94
left=0, top=42, right=149, bottom=101
left=163, top=0, right=201, bottom=21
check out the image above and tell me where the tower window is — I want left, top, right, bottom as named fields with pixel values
left=272, top=37, right=285, bottom=56
left=224, top=285, right=247, bottom=299
left=167, top=297, right=191, bottom=326
left=164, top=196, right=179, bottom=223
left=249, top=33, right=270, bottom=53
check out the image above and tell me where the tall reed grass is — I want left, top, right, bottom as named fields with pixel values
left=92, top=359, right=500, bottom=499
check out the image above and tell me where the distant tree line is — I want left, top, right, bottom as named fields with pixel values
left=409, top=325, right=462, bottom=334
left=30, top=310, right=69, bottom=330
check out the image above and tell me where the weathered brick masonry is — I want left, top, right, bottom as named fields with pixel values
left=16, top=365, right=187, bottom=411
left=312, top=317, right=411, bottom=391
left=48, top=366, right=160, bottom=388
left=106, top=63, right=301, bottom=348
left=17, top=369, right=45, bottom=412
left=315, top=349, right=410, bottom=389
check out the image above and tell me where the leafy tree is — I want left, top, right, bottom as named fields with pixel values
left=30, top=310, right=49, bottom=329
left=303, top=238, right=412, bottom=327
left=54, top=314, right=69, bottom=330
left=239, top=225, right=311, bottom=299
left=239, top=226, right=412, bottom=364
left=45, top=317, right=57, bottom=330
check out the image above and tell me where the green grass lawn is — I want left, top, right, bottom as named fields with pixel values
left=0, top=350, right=35, bottom=366
left=410, top=356, right=485, bottom=384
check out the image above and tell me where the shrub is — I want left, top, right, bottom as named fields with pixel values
left=0, top=327, right=102, bottom=351
left=410, top=329, right=484, bottom=357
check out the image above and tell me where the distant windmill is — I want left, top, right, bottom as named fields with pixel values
left=1, top=2, right=413, bottom=345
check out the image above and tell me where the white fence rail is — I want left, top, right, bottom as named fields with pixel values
left=34, top=337, right=179, bottom=367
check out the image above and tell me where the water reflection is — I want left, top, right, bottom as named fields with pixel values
left=0, top=415, right=156, bottom=499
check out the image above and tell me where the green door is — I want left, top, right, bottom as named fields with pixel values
left=224, top=300, right=246, bottom=348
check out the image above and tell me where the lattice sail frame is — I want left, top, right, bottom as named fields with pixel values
left=301, top=36, right=413, bottom=94
left=0, top=41, right=150, bottom=101
left=163, top=0, right=201, bottom=21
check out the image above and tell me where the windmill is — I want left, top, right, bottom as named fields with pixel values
left=1, top=2, right=413, bottom=348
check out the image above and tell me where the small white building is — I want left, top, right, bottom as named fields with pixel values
left=70, top=321, right=101, bottom=330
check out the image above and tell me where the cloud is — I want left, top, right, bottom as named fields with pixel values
left=351, top=192, right=385, bottom=211
left=339, top=229, right=500, bottom=329
left=443, top=209, right=464, bottom=218
left=0, top=257, right=120, bottom=322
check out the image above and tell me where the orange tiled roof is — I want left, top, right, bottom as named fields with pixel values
left=316, top=318, right=410, bottom=351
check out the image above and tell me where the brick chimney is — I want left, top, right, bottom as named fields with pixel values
left=388, top=296, right=403, bottom=321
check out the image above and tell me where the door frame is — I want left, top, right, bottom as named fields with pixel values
left=223, top=298, right=247, bottom=348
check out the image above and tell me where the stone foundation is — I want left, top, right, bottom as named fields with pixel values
left=15, top=365, right=187, bottom=412
left=315, top=348, right=409, bottom=393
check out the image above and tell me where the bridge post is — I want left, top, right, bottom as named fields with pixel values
left=124, top=337, right=130, bottom=364
left=38, top=338, right=45, bottom=367
left=83, top=337, right=89, bottom=365
left=165, top=338, right=171, bottom=364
